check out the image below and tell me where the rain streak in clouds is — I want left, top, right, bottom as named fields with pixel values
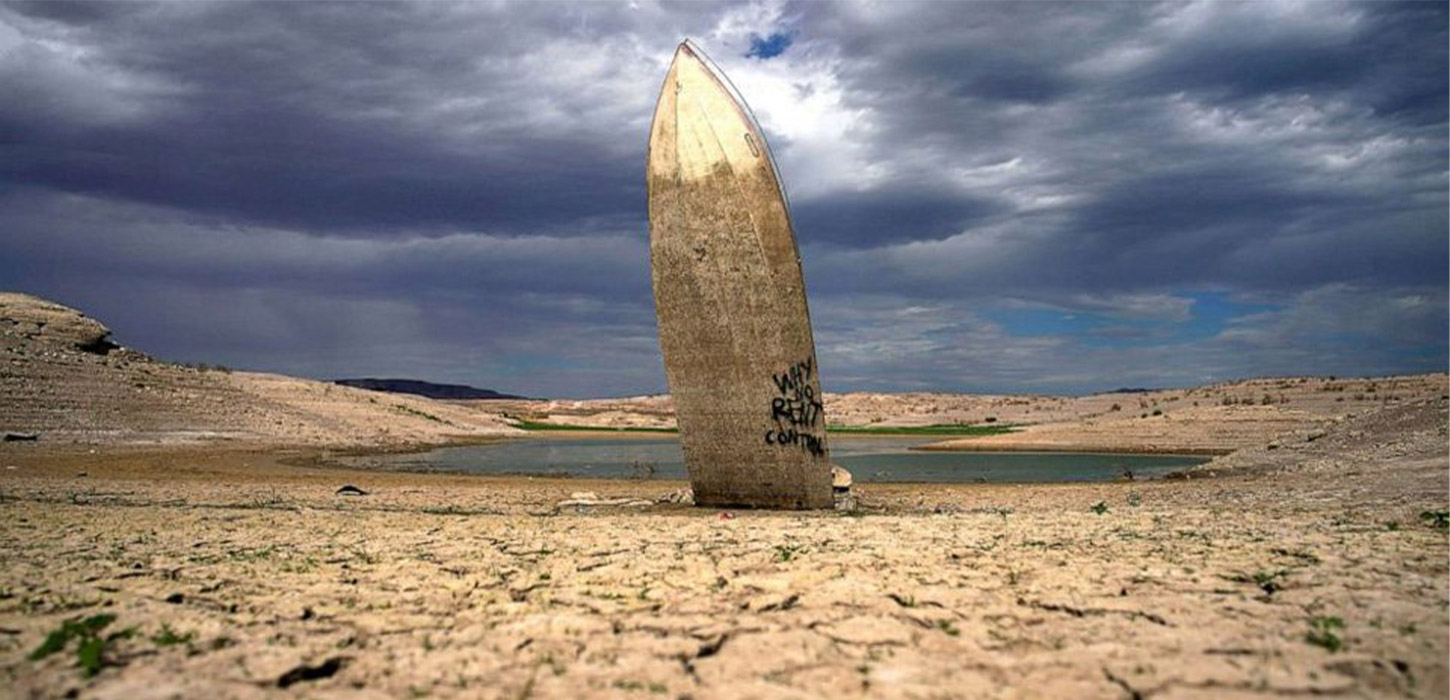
left=1, top=1, right=1444, bottom=397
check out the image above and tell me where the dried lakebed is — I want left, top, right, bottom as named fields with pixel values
left=341, top=436, right=1208, bottom=483
left=0, top=399, right=1445, bottom=698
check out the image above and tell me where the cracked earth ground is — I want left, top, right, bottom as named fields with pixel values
left=1, top=399, right=1446, bottom=699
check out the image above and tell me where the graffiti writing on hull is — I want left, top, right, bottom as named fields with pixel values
left=764, top=357, right=826, bottom=457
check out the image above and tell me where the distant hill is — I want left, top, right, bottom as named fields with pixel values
left=0, top=292, right=521, bottom=445
left=333, top=378, right=528, bottom=400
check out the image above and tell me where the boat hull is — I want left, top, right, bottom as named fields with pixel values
left=646, top=41, right=832, bottom=509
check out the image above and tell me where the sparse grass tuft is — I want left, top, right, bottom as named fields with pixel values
left=774, top=544, right=804, bottom=562
left=1419, top=510, right=1449, bottom=531
left=1230, top=569, right=1288, bottom=595
left=1090, top=501, right=1109, bottom=516
left=151, top=623, right=195, bottom=649
left=1306, top=616, right=1345, bottom=652
left=30, top=614, right=136, bottom=677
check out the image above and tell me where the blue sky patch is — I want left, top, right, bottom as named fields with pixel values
left=746, top=31, right=793, bottom=59
left=986, top=291, right=1283, bottom=352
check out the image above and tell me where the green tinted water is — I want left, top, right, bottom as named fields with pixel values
left=347, top=436, right=1207, bottom=483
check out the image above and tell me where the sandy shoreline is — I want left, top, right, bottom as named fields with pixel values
left=2, top=398, right=1447, bottom=699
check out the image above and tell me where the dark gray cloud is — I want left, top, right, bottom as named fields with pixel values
left=1, top=0, right=1443, bottom=396
left=794, top=185, right=1002, bottom=247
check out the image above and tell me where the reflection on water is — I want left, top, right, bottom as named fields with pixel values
left=347, top=436, right=1207, bottom=484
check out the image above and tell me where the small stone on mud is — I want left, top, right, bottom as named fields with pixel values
left=276, top=656, right=349, bottom=688
left=164, top=592, right=184, bottom=604
left=335, top=484, right=368, bottom=496
left=657, top=488, right=694, bottom=505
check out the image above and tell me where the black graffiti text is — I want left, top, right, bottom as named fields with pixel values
left=764, top=357, right=825, bottom=457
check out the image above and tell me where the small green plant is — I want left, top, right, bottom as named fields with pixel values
left=934, top=619, right=960, bottom=637
left=1306, top=616, right=1345, bottom=652
left=1252, top=570, right=1285, bottom=594
left=30, top=614, right=135, bottom=677
left=1420, top=510, right=1449, bottom=531
left=150, top=623, right=195, bottom=648
left=774, top=544, right=804, bottom=562
left=1090, top=501, right=1109, bottom=516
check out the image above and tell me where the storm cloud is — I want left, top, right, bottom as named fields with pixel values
left=1, top=1, right=1444, bottom=396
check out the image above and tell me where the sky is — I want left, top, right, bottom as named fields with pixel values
left=1, top=0, right=1445, bottom=398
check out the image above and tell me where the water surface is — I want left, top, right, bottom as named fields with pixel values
left=349, top=436, right=1207, bottom=483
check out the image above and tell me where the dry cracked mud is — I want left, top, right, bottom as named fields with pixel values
left=2, top=398, right=1447, bottom=699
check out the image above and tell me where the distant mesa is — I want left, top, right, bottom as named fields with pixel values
left=332, top=378, right=528, bottom=400
left=0, top=292, right=118, bottom=355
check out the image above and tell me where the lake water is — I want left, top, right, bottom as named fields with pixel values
left=347, top=436, right=1208, bottom=483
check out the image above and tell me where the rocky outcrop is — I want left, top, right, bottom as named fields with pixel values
left=0, top=292, right=117, bottom=354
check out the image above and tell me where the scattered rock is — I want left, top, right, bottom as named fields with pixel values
left=276, top=656, right=349, bottom=688
left=657, top=488, right=694, bottom=505
left=831, top=465, right=855, bottom=510
left=556, top=496, right=654, bottom=508
left=335, top=484, right=368, bottom=496
left=743, top=592, right=799, bottom=612
left=164, top=592, right=185, bottom=604
left=2, top=432, right=38, bottom=442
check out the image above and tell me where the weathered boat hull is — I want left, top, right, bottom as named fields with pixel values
left=647, top=41, right=832, bottom=509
